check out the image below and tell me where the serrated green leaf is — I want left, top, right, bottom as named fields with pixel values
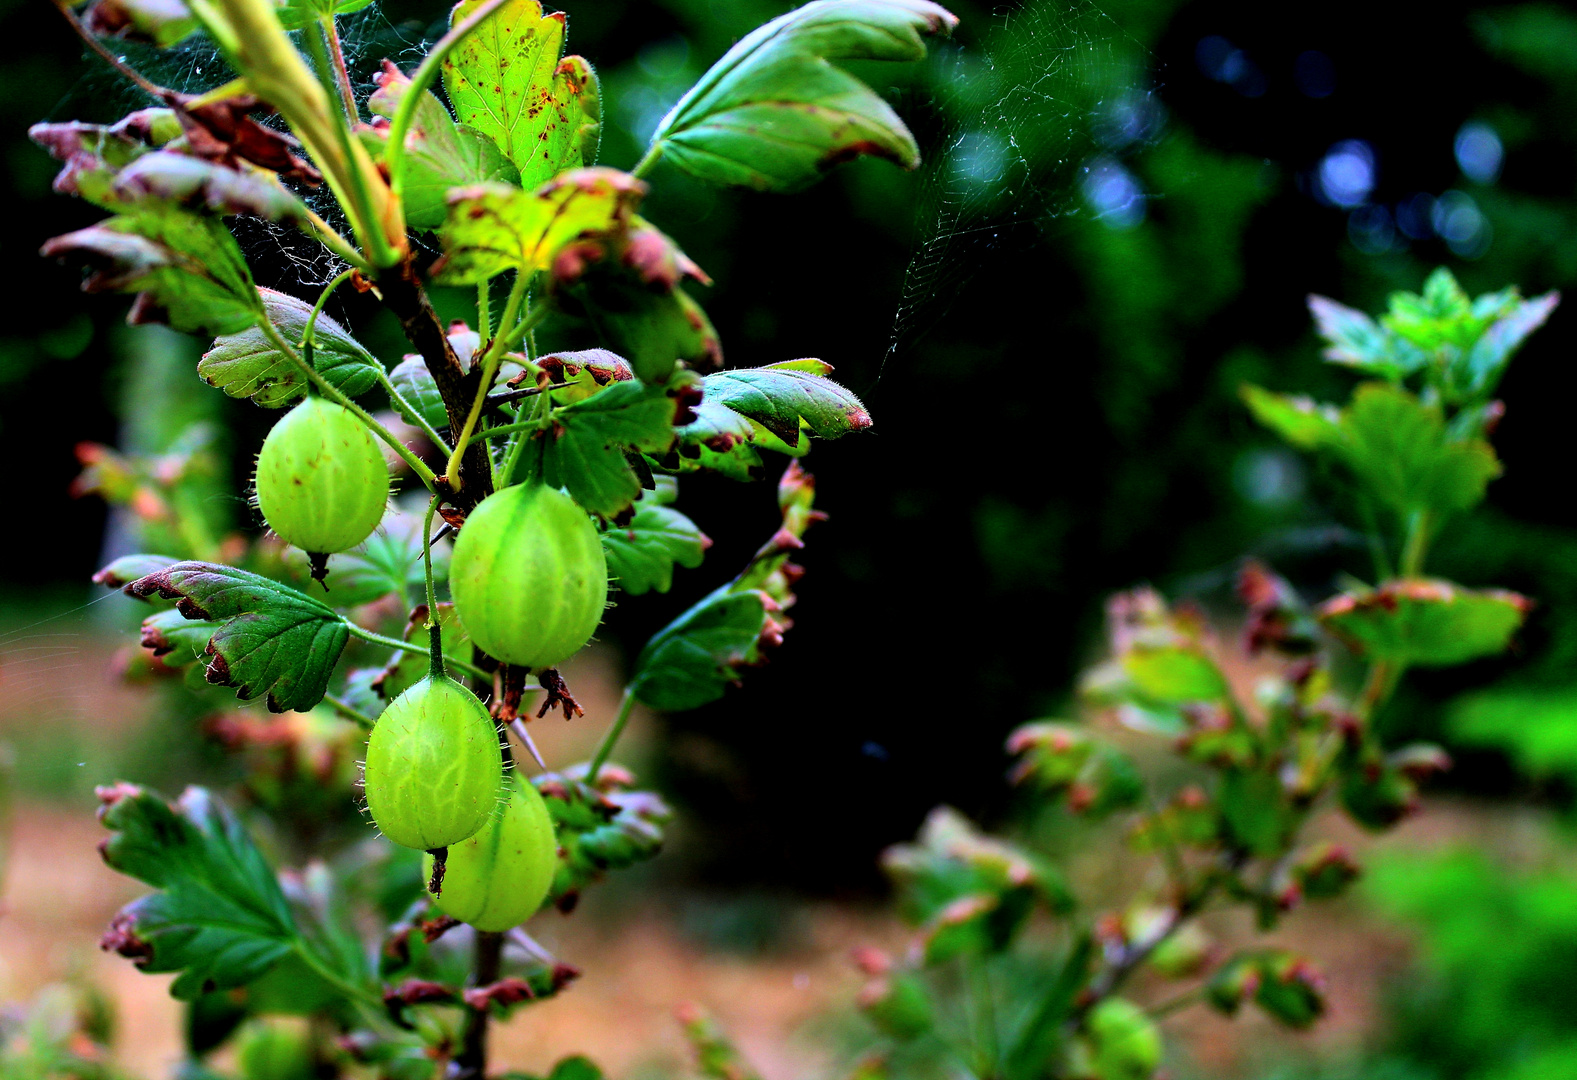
left=440, top=0, right=595, bottom=185
left=1337, top=383, right=1501, bottom=516
left=1120, top=645, right=1228, bottom=704
left=541, top=380, right=680, bottom=516
left=601, top=503, right=709, bottom=595
left=96, top=784, right=298, bottom=1000
left=1217, top=769, right=1293, bottom=856
left=305, top=513, right=445, bottom=608
left=696, top=361, right=872, bottom=451
left=1319, top=578, right=1529, bottom=667
left=1240, top=384, right=1342, bottom=451
left=435, top=168, right=642, bottom=285
left=200, top=289, right=382, bottom=408
left=649, top=0, right=958, bottom=191
left=124, top=562, right=350, bottom=711
left=1383, top=267, right=1493, bottom=352
left=535, top=771, right=671, bottom=905
left=140, top=608, right=221, bottom=665
left=275, top=0, right=374, bottom=31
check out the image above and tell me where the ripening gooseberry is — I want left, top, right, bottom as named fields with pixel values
left=450, top=482, right=607, bottom=669
left=422, top=773, right=558, bottom=931
left=363, top=674, right=502, bottom=852
left=254, top=395, right=389, bottom=557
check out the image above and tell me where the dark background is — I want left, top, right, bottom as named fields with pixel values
left=7, top=0, right=1577, bottom=890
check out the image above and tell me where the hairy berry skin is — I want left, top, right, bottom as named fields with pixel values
left=422, top=774, right=557, bottom=931
left=450, top=483, right=608, bottom=669
left=364, top=675, right=503, bottom=851
left=254, top=396, right=389, bottom=555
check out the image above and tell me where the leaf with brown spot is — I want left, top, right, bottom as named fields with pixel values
left=440, top=0, right=596, bottom=185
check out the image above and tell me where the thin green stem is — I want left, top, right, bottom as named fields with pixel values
left=384, top=0, right=509, bottom=198
left=303, top=269, right=354, bottom=353
left=291, top=943, right=385, bottom=1018
left=497, top=391, right=548, bottom=487
left=1356, top=659, right=1403, bottom=724
left=442, top=279, right=536, bottom=489
left=631, top=142, right=663, bottom=179
left=322, top=692, right=376, bottom=730
left=1147, top=986, right=1204, bottom=1020
left=1399, top=509, right=1434, bottom=578
left=421, top=494, right=444, bottom=678
left=345, top=622, right=492, bottom=682
left=376, top=370, right=453, bottom=455
left=477, top=280, right=492, bottom=343
left=474, top=416, right=552, bottom=442
left=257, top=320, right=439, bottom=489
left=587, top=689, right=637, bottom=783
left=319, top=14, right=359, bottom=124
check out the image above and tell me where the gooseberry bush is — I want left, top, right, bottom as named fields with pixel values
left=30, top=0, right=961, bottom=1076
left=776, top=270, right=1557, bottom=1080
left=591, top=269, right=1565, bottom=1080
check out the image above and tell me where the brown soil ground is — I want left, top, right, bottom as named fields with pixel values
left=0, top=620, right=1552, bottom=1080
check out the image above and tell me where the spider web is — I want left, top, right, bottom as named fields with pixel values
left=884, top=0, right=1160, bottom=366
left=49, top=7, right=438, bottom=293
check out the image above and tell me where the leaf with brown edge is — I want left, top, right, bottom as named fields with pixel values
left=550, top=217, right=721, bottom=385
left=123, top=562, right=350, bottom=712
left=171, top=93, right=321, bottom=186
left=435, top=168, right=644, bottom=285
left=691, top=360, right=871, bottom=453
left=95, top=784, right=305, bottom=1000
left=364, top=60, right=521, bottom=230
left=1318, top=578, right=1531, bottom=668
left=648, top=0, right=958, bottom=192
left=43, top=208, right=261, bottom=338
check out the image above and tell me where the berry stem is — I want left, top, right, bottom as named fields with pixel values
left=257, top=319, right=441, bottom=490
left=318, top=13, right=359, bottom=125
left=345, top=622, right=491, bottom=682
left=423, top=493, right=446, bottom=678
left=442, top=285, right=548, bottom=492
left=376, top=370, right=453, bottom=455
left=303, top=268, right=354, bottom=356
left=587, top=688, right=637, bottom=784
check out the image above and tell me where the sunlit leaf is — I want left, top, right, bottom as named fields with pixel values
left=441, top=0, right=597, bottom=185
